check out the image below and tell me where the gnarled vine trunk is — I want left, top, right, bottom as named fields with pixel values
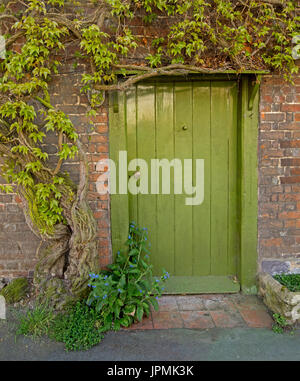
left=19, top=141, right=99, bottom=309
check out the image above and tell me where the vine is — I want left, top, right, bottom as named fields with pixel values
left=0, top=0, right=299, bottom=306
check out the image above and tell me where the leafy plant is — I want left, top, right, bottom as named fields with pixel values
left=16, top=302, right=56, bottom=338
left=86, top=222, right=170, bottom=331
left=49, top=301, right=103, bottom=351
left=273, top=274, right=300, bottom=292
left=272, top=313, right=289, bottom=334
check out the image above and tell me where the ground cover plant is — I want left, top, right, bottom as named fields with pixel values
left=273, top=274, right=300, bottom=292
left=16, top=223, right=169, bottom=351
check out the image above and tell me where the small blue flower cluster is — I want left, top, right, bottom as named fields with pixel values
left=163, top=272, right=170, bottom=280
left=89, top=273, right=99, bottom=279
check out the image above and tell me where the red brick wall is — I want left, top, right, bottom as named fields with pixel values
left=2, top=67, right=300, bottom=279
left=259, top=74, right=300, bottom=274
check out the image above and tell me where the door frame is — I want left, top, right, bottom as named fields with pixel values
left=108, top=75, right=259, bottom=294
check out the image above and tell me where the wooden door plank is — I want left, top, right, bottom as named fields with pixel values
left=174, top=83, right=193, bottom=275
left=136, top=84, right=157, bottom=267
left=192, top=82, right=211, bottom=275
left=155, top=83, right=175, bottom=275
left=227, top=82, right=239, bottom=275
left=109, top=91, right=129, bottom=256
left=126, top=87, right=138, bottom=225
left=210, top=82, right=231, bottom=275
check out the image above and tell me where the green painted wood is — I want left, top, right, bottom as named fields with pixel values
left=227, top=83, right=239, bottom=276
left=239, top=77, right=259, bottom=294
left=163, top=276, right=240, bottom=294
left=135, top=85, right=157, bottom=270
left=109, top=91, right=129, bottom=256
left=110, top=80, right=241, bottom=292
left=126, top=88, right=138, bottom=224
left=192, top=82, right=211, bottom=275
left=210, top=82, right=238, bottom=276
left=155, top=83, right=175, bottom=275
left=174, top=83, right=193, bottom=275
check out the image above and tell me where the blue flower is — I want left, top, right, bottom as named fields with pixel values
left=139, top=289, right=143, bottom=293
left=95, top=274, right=99, bottom=279
left=118, top=289, right=122, bottom=293
left=105, top=282, right=109, bottom=286
left=155, top=279, right=159, bottom=283
left=155, top=296, right=159, bottom=300
left=103, top=275, right=108, bottom=280
left=103, top=294, right=107, bottom=299
left=92, top=285, right=96, bottom=288
left=128, top=235, right=131, bottom=239
left=88, top=284, right=91, bottom=287
left=163, top=271, right=170, bottom=280
left=130, top=264, right=134, bottom=268
left=162, top=287, right=165, bottom=291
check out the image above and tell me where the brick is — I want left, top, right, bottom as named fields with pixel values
left=261, top=113, right=285, bottom=122
left=239, top=309, right=273, bottom=328
left=281, top=104, right=300, bottom=112
left=210, top=311, right=245, bottom=328
left=181, top=311, right=215, bottom=329
left=176, top=295, right=206, bottom=311
left=280, top=140, right=300, bottom=148
left=281, top=158, right=300, bottom=166
left=261, top=238, right=282, bottom=247
left=152, top=311, right=183, bottom=329
left=279, top=211, right=300, bottom=219
left=156, top=296, right=178, bottom=311
left=280, top=176, right=300, bottom=184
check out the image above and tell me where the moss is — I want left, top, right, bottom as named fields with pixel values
left=0, top=277, right=29, bottom=304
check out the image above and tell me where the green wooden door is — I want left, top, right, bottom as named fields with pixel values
left=110, top=80, right=240, bottom=293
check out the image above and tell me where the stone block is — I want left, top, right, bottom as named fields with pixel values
left=258, top=272, right=300, bottom=324
left=261, top=260, right=290, bottom=275
left=0, top=295, right=5, bottom=319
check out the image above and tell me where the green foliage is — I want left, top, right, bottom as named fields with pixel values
left=273, top=274, right=300, bottom=292
left=16, top=302, right=56, bottom=338
left=272, top=313, right=289, bottom=334
left=102, top=0, right=299, bottom=79
left=16, top=301, right=103, bottom=351
left=0, top=277, right=29, bottom=304
left=86, top=222, right=169, bottom=331
left=16, top=223, right=168, bottom=350
left=0, top=2, right=78, bottom=235
left=49, top=302, right=103, bottom=351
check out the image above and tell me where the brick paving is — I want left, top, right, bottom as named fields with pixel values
left=125, top=294, right=274, bottom=330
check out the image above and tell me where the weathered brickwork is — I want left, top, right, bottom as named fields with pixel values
left=259, top=74, right=300, bottom=274
left=1, top=63, right=300, bottom=279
